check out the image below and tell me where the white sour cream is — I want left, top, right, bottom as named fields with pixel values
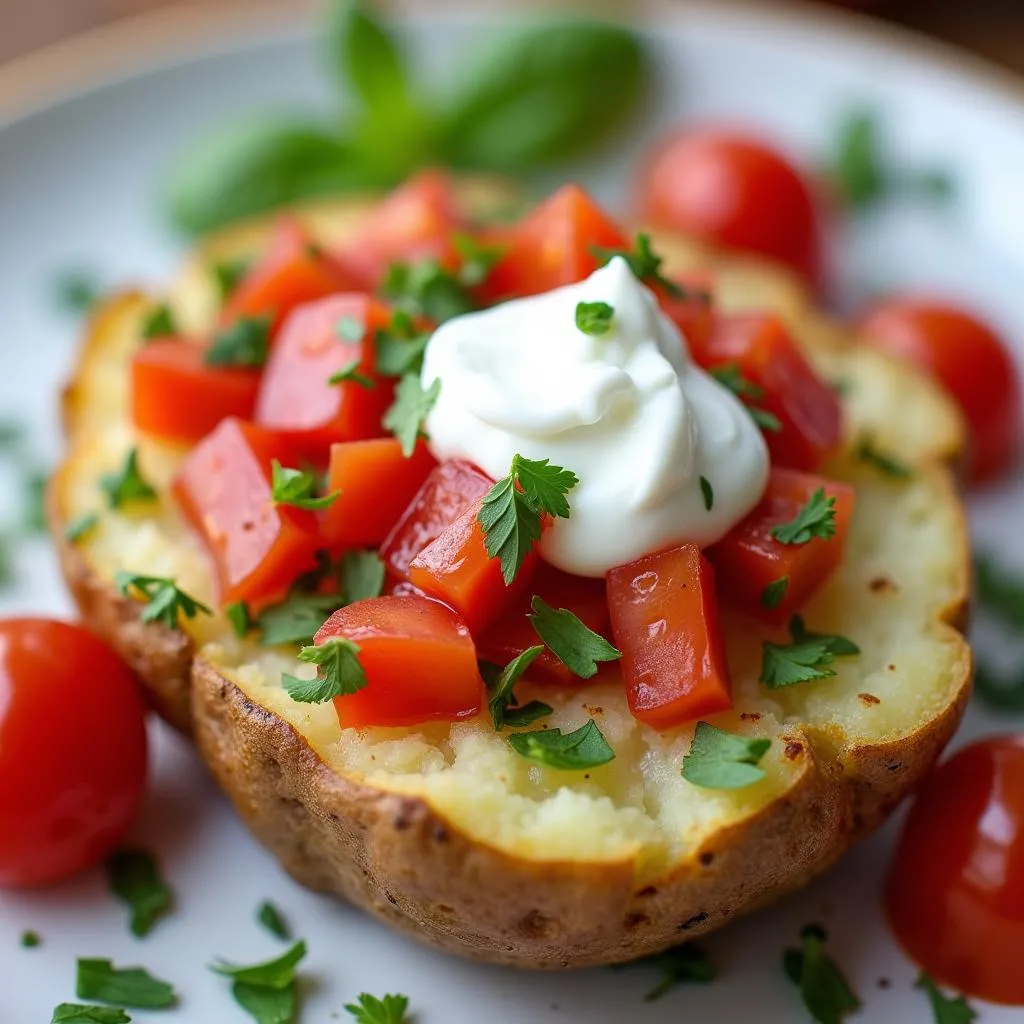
left=420, top=257, right=770, bottom=577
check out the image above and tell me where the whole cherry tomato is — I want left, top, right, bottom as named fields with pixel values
left=859, top=299, right=1022, bottom=483
left=636, top=128, right=824, bottom=286
left=0, top=619, right=148, bottom=887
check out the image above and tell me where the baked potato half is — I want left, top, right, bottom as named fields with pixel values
left=50, top=186, right=971, bottom=968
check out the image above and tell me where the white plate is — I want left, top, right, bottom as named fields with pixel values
left=1, top=3, right=1022, bottom=1021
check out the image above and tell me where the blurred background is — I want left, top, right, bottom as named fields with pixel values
left=3, top=0, right=1024, bottom=73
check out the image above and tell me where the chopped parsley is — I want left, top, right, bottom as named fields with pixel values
left=621, top=942, right=717, bottom=1002
left=114, top=573, right=211, bottom=630
left=226, top=600, right=253, bottom=638
left=478, top=454, right=578, bottom=584
left=99, top=449, right=157, bottom=509
left=140, top=303, right=177, bottom=340
left=710, top=364, right=782, bottom=433
left=270, top=461, right=339, bottom=511
left=484, top=646, right=546, bottom=729
left=51, top=1006, right=131, bottom=1023
left=700, top=476, right=714, bottom=511
left=761, top=576, right=789, bottom=610
left=65, top=512, right=100, bottom=543
left=340, top=550, right=386, bottom=604
left=105, top=848, right=173, bottom=938
left=257, top=901, right=291, bottom=941
left=575, top=300, right=615, bottom=336
left=205, top=315, right=271, bottom=368
left=772, top=488, right=837, bottom=545
left=761, top=616, right=859, bottom=690
left=382, top=257, right=476, bottom=324
left=916, top=971, right=978, bottom=1024
left=682, top=721, right=772, bottom=790
left=21, top=929, right=41, bottom=948
left=506, top=718, right=615, bottom=771
left=528, top=596, right=621, bottom=679
left=344, top=992, right=411, bottom=1024
left=283, top=637, right=368, bottom=703
left=328, top=358, right=376, bottom=389
left=783, top=924, right=861, bottom=1024
left=210, top=939, right=305, bottom=1024
left=383, top=375, right=441, bottom=456
left=210, top=939, right=307, bottom=987
left=855, top=433, right=912, bottom=478
left=257, top=591, right=340, bottom=647
left=374, top=310, right=430, bottom=378
left=211, top=257, right=252, bottom=302
left=452, top=233, right=506, bottom=287
left=592, top=232, right=700, bottom=300
left=75, top=959, right=176, bottom=1009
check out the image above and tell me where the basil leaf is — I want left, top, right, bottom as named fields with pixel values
left=506, top=719, right=614, bottom=770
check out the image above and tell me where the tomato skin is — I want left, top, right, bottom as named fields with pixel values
left=316, top=596, right=483, bottom=728
left=709, top=468, right=854, bottom=625
left=482, top=184, right=629, bottom=301
left=886, top=736, right=1024, bottom=1005
left=637, top=129, right=823, bottom=285
left=607, top=544, right=731, bottom=730
left=131, top=339, right=260, bottom=445
left=322, top=439, right=437, bottom=550
left=172, top=417, right=320, bottom=612
left=381, top=459, right=494, bottom=579
left=859, top=299, right=1022, bottom=483
left=0, top=620, right=148, bottom=888
left=255, top=294, right=395, bottom=464
left=656, top=271, right=717, bottom=361
left=223, top=217, right=357, bottom=336
left=705, top=313, right=842, bottom=471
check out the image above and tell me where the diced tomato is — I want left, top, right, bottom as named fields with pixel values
left=607, top=543, right=732, bottom=730
left=709, top=467, right=854, bottom=625
left=482, top=184, right=629, bottom=301
left=338, top=170, right=463, bottom=288
left=704, top=313, right=842, bottom=471
left=380, top=460, right=494, bottom=579
left=322, top=439, right=437, bottom=551
left=171, top=417, right=320, bottom=611
left=315, top=596, right=483, bottom=728
left=655, top=271, right=717, bottom=362
left=480, top=563, right=612, bottom=685
left=131, top=339, right=260, bottom=445
left=254, top=294, right=395, bottom=463
left=222, top=217, right=357, bottom=336
left=407, top=498, right=538, bottom=635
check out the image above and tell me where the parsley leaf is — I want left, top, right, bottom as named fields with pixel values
left=114, top=572, right=211, bottom=630
left=507, top=718, right=615, bottom=771
left=76, top=959, right=176, bottom=1009
left=916, top=972, right=978, bottom=1024
left=374, top=310, right=430, bottom=377
left=205, top=314, right=271, bottom=368
left=258, top=592, right=340, bottom=647
left=974, top=553, right=1024, bottom=629
left=700, top=476, right=714, bottom=511
left=452, top=233, right=506, bottom=287
left=226, top=600, right=253, bottom=638
left=789, top=615, right=861, bottom=656
left=211, top=256, right=252, bottom=302
left=484, top=645, right=545, bottom=729
left=283, top=638, right=368, bottom=703
left=761, top=635, right=837, bottom=689
left=529, top=596, right=621, bottom=679
left=761, top=576, right=789, bottom=610
left=341, top=550, right=386, bottom=603
left=105, top=849, right=173, bottom=938
left=682, top=721, right=772, bottom=790
left=575, top=300, right=615, bottom=335
left=710, top=364, right=782, bottom=433
left=382, top=257, right=476, bottom=323
left=141, top=303, right=177, bottom=340
left=51, top=1006, right=131, bottom=1024
left=344, top=992, right=411, bottom=1024
left=772, top=488, right=837, bottom=545
left=270, top=461, right=339, bottom=510
left=383, top=374, right=440, bottom=456
left=66, top=512, right=100, bottom=543
left=232, top=982, right=296, bottom=1024
left=257, top=901, right=291, bottom=941
left=783, top=924, right=861, bottom=1024
left=100, top=449, right=157, bottom=509
left=54, top=269, right=102, bottom=315
left=621, top=942, right=717, bottom=1002
left=592, top=233, right=695, bottom=299
left=21, top=929, right=41, bottom=948
left=210, top=939, right=307, bottom=988
left=855, top=433, right=912, bottom=478
left=328, top=358, right=377, bottom=389
left=503, top=700, right=554, bottom=727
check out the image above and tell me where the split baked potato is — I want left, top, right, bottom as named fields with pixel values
left=49, top=183, right=971, bottom=968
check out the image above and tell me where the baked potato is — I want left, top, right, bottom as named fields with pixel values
left=49, top=184, right=971, bottom=968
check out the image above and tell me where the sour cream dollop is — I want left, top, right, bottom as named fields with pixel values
left=420, top=257, right=770, bottom=577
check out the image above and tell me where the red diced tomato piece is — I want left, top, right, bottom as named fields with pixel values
left=607, top=544, right=731, bottom=730
left=655, top=271, right=717, bottom=363
left=380, top=460, right=494, bottom=579
left=322, top=439, right=437, bottom=551
left=479, top=563, right=612, bottom=685
left=131, top=339, right=261, bottom=445
left=171, top=418, right=320, bottom=611
left=482, top=184, right=630, bottom=301
left=222, top=217, right=357, bottom=336
left=254, top=294, right=395, bottom=463
left=703, top=313, right=842, bottom=471
left=709, top=467, right=854, bottom=625
left=315, top=596, right=483, bottom=728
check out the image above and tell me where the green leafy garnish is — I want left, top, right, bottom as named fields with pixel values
left=114, top=572, right=211, bottom=630
left=211, top=939, right=305, bottom=1023
left=855, top=433, right=912, bottom=478
left=382, top=258, right=476, bottom=324
left=283, top=637, right=367, bottom=703
left=484, top=646, right=545, bottom=729
left=105, top=849, right=173, bottom=938
left=783, top=924, right=861, bottom=1024
left=529, top=596, right=621, bottom=679
left=575, top=300, right=615, bottom=336
left=700, top=476, right=714, bottom=511
left=916, top=971, right=978, bottom=1024
left=21, top=929, right=40, bottom=948
left=54, top=269, right=102, bottom=315
left=211, top=939, right=307, bottom=988
left=344, top=992, right=410, bottom=1024
left=790, top=615, right=861, bottom=656
left=141, top=303, right=177, bottom=340
left=212, top=257, right=252, bottom=302
left=257, top=901, right=291, bottom=941
left=592, top=232, right=688, bottom=298
left=682, top=721, right=772, bottom=790
left=761, top=616, right=859, bottom=690
left=761, top=576, right=789, bottom=610
left=383, top=375, right=440, bottom=457
left=974, top=553, right=1024, bottom=628
left=341, top=550, right=386, bottom=603
left=205, top=314, right=271, bottom=368
left=507, top=718, right=615, bottom=771
left=478, top=454, right=579, bottom=584
left=329, top=358, right=377, bottom=388
left=772, top=489, right=836, bottom=545
left=270, top=461, right=339, bottom=510
left=374, top=310, right=431, bottom=377
left=226, top=601, right=253, bottom=638
left=621, top=943, right=717, bottom=1002
left=710, top=364, right=782, bottom=433
left=24, top=468, right=48, bottom=533
left=76, top=959, right=176, bottom=1009
left=258, top=592, right=340, bottom=647
left=100, top=449, right=157, bottom=508
left=52, top=1006, right=131, bottom=1024
left=65, top=512, right=99, bottom=543
left=452, top=233, right=506, bottom=287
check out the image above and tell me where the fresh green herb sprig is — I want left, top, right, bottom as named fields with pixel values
left=772, top=489, right=836, bottom=545
left=283, top=637, right=368, bottom=703
left=105, top=849, right=173, bottom=938
left=710, top=364, right=782, bottom=433
left=682, top=722, right=771, bottom=790
left=100, top=449, right=157, bottom=509
left=257, top=901, right=291, bottom=941
left=344, top=992, right=411, bottom=1024
left=575, top=300, right=615, bottom=336
left=271, top=461, right=339, bottom=510
left=528, top=596, right=620, bottom=679
left=916, top=971, right=977, bottom=1024
left=783, top=924, right=861, bottom=1024
left=483, top=646, right=552, bottom=730
left=76, top=959, right=176, bottom=1009
left=114, top=573, right=211, bottom=630
left=205, top=315, right=271, bottom=368
left=51, top=1006, right=131, bottom=1023
left=383, top=375, right=440, bottom=457
left=619, top=943, right=717, bottom=1002
left=210, top=940, right=306, bottom=1024
left=760, top=616, right=859, bottom=689
left=506, top=718, right=614, bottom=771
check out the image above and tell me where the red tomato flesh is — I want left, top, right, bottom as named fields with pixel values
left=316, top=596, right=483, bottom=728
left=322, top=438, right=437, bottom=551
left=709, top=468, right=854, bottom=625
left=886, top=736, right=1024, bottom=1005
left=380, top=459, right=494, bottom=579
left=172, top=417, right=320, bottom=611
left=0, top=620, right=148, bottom=888
left=254, top=294, right=395, bottom=463
left=607, top=543, right=731, bottom=730
left=131, top=339, right=260, bottom=445
left=859, top=298, right=1022, bottom=484
left=656, top=270, right=717, bottom=362
left=704, top=313, right=842, bottom=471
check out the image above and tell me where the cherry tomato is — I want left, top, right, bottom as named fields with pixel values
left=637, top=129, right=823, bottom=285
left=859, top=299, right=1022, bottom=483
left=0, top=620, right=147, bottom=888
left=887, top=736, right=1024, bottom=1005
